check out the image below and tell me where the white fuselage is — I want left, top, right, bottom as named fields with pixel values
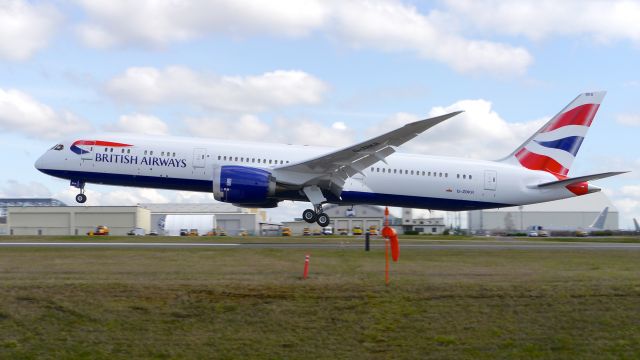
left=35, top=133, right=583, bottom=211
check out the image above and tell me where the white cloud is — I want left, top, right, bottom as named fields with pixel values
left=105, top=66, right=328, bottom=112
left=0, top=180, right=51, bottom=198
left=105, top=113, right=169, bottom=135
left=0, top=0, right=61, bottom=61
left=620, top=185, right=640, bottom=197
left=53, top=187, right=170, bottom=206
left=75, top=0, right=532, bottom=75
left=444, top=0, right=640, bottom=44
left=0, top=88, right=92, bottom=139
left=368, top=100, right=546, bottom=159
left=331, top=0, right=532, bottom=75
left=185, top=114, right=354, bottom=147
left=76, top=0, right=328, bottom=48
left=616, top=113, right=640, bottom=127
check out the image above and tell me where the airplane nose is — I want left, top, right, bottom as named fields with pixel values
left=34, top=153, right=46, bottom=172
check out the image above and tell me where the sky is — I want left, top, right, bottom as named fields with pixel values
left=0, top=0, right=639, bottom=228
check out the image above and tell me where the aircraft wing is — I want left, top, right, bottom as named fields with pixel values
left=273, top=111, right=462, bottom=186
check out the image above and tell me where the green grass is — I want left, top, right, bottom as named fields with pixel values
left=1, top=239, right=640, bottom=359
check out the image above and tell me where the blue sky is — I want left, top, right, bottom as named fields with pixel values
left=0, top=0, right=639, bottom=228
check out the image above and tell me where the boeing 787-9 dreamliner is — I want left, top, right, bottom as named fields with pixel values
left=35, top=92, right=626, bottom=228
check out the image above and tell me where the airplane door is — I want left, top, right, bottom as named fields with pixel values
left=484, top=170, right=497, bottom=191
left=193, top=148, right=206, bottom=168
left=81, top=148, right=93, bottom=161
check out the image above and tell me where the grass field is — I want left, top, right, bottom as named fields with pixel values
left=1, top=237, right=640, bottom=359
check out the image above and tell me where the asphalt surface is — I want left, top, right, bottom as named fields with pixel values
left=1, top=241, right=640, bottom=250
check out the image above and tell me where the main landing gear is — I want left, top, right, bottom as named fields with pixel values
left=302, top=204, right=331, bottom=227
left=72, top=180, right=87, bottom=204
left=301, top=185, right=331, bottom=227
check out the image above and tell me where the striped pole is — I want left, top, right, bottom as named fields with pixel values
left=385, top=239, right=390, bottom=285
left=302, top=254, right=310, bottom=279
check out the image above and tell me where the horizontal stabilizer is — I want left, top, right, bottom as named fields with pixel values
left=534, top=171, right=628, bottom=188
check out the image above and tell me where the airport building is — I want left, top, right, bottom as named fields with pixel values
left=467, top=192, right=618, bottom=234
left=3, top=199, right=262, bottom=236
left=0, top=198, right=67, bottom=235
left=8, top=206, right=150, bottom=236
left=140, top=203, right=264, bottom=236
left=282, top=204, right=388, bottom=235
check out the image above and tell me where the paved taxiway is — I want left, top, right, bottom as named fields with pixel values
left=1, top=240, right=640, bottom=250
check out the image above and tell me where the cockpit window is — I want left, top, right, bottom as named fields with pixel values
left=50, top=144, right=64, bottom=151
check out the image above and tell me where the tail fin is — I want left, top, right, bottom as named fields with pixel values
left=634, top=218, right=640, bottom=232
left=589, top=207, right=609, bottom=229
left=502, top=91, right=606, bottom=177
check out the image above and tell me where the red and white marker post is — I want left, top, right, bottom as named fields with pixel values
left=302, top=254, right=310, bottom=279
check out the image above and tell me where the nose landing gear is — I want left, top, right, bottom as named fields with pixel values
left=71, top=180, right=87, bottom=204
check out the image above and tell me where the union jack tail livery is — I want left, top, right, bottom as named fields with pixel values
left=503, top=91, right=606, bottom=178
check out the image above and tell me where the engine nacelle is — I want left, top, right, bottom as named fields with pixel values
left=213, top=166, right=276, bottom=205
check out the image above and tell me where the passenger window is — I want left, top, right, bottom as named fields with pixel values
left=439, top=173, right=442, bottom=177
left=269, top=160, right=272, bottom=164
left=422, top=171, right=425, bottom=176
left=144, top=150, right=148, bottom=155
left=105, top=148, right=108, bottom=152
left=161, top=152, right=164, bottom=156
left=463, top=175, right=466, bottom=179
left=235, top=157, right=238, bottom=161
left=127, top=149, right=130, bottom=154
left=280, top=160, right=284, bottom=164
left=173, top=152, right=175, bottom=157
left=469, top=175, right=472, bottom=180
left=150, top=151, right=153, bottom=155
left=223, top=156, right=227, bottom=160
left=110, top=148, right=113, bottom=152
left=218, top=156, right=221, bottom=160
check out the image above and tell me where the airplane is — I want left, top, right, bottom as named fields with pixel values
left=35, top=91, right=627, bottom=228
left=529, top=206, right=610, bottom=237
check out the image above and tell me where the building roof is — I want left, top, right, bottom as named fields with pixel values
left=140, top=202, right=251, bottom=214
left=484, top=192, right=616, bottom=213
left=0, top=198, right=66, bottom=207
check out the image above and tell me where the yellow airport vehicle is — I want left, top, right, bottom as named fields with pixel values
left=88, top=225, right=109, bottom=236
left=303, top=228, right=311, bottom=236
left=352, top=226, right=363, bottom=236
left=281, top=227, right=292, bottom=236
left=368, top=226, right=378, bottom=235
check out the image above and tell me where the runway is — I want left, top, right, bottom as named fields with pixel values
left=1, top=240, right=640, bottom=250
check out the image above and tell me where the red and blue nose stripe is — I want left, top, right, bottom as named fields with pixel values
left=70, top=140, right=132, bottom=155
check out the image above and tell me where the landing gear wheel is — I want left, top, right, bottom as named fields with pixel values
left=302, top=209, right=317, bottom=223
left=75, top=193, right=87, bottom=204
left=316, top=213, right=330, bottom=227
